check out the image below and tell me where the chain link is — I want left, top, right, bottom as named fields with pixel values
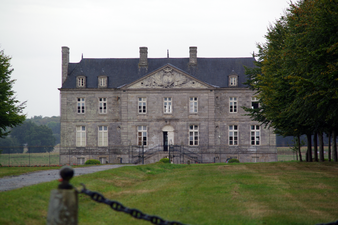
left=80, top=183, right=187, bottom=225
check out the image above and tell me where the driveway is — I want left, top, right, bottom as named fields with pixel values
left=0, top=165, right=129, bottom=192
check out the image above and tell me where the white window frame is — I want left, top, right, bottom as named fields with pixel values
left=76, top=126, right=86, bottom=147
left=163, top=97, right=172, bottom=114
left=99, top=157, right=107, bottom=164
left=99, top=98, right=107, bottom=114
left=77, top=157, right=85, bottom=165
left=251, top=97, right=259, bottom=109
left=229, top=97, right=237, bottom=113
left=251, top=125, right=260, bottom=146
left=229, top=125, right=238, bottom=146
left=138, top=98, right=147, bottom=114
left=77, top=76, right=86, bottom=88
left=189, top=97, right=198, bottom=113
left=137, top=126, right=147, bottom=146
left=77, top=98, right=85, bottom=114
left=230, top=76, right=237, bottom=86
left=98, top=76, right=107, bottom=88
left=98, top=125, right=108, bottom=147
left=189, top=125, right=199, bottom=146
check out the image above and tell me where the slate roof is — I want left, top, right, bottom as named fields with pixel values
left=61, top=57, right=256, bottom=89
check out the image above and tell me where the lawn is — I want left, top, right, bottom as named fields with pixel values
left=0, top=162, right=337, bottom=225
left=0, top=152, right=59, bottom=166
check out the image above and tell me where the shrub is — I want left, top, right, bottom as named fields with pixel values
left=159, top=158, right=170, bottom=163
left=228, top=158, right=240, bottom=163
left=85, top=159, right=101, bottom=165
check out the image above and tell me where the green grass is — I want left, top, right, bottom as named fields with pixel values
left=1, top=162, right=337, bottom=225
left=0, top=152, right=59, bottom=166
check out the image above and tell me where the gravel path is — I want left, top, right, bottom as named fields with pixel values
left=0, top=165, right=129, bottom=192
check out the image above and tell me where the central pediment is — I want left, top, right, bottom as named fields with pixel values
left=126, top=65, right=211, bottom=89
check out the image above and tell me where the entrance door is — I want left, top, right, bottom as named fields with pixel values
left=163, top=132, right=168, bottom=151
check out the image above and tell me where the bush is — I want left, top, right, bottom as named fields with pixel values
left=85, top=159, right=101, bottom=165
left=228, top=158, right=240, bottom=163
left=159, top=158, right=170, bottom=163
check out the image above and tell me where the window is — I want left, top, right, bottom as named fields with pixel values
left=99, top=98, right=107, bottom=114
left=229, top=97, right=237, bottom=113
left=138, top=98, right=147, bottom=114
left=189, top=97, right=198, bottom=113
left=137, top=126, right=147, bottom=146
left=251, top=125, right=260, bottom=145
left=189, top=125, right=199, bottom=146
left=77, top=98, right=85, bottom=114
left=230, top=77, right=237, bottom=86
left=164, top=97, right=172, bottom=113
left=99, top=157, right=107, bottom=164
left=77, top=76, right=86, bottom=87
left=251, top=97, right=259, bottom=109
left=229, top=125, right=238, bottom=145
left=77, top=157, right=85, bottom=165
left=98, top=126, right=108, bottom=146
left=98, top=76, right=107, bottom=88
left=76, top=126, right=86, bottom=147
left=229, top=73, right=238, bottom=87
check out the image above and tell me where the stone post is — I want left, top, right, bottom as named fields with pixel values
left=47, top=166, right=78, bottom=225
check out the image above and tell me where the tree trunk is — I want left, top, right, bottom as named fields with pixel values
left=298, top=135, right=302, bottom=162
left=333, top=130, right=337, bottom=162
left=307, top=133, right=312, bottom=162
left=328, top=132, right=331, bottom=162
left=319, top=132, right=324, bottom=162
left=314, top=132, right=318, bottom=162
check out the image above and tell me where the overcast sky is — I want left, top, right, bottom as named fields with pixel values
left=0, top=0, right=290, bottom=118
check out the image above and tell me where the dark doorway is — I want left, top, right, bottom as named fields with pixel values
left=163, top=131, right=168, bottom=151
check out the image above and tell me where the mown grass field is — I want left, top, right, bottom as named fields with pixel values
left=0, top=161, right=337, bottom=225
left=0, top=152, right=59, bottom=166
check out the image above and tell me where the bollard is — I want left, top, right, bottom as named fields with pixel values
left=47, top=166, right=78, bottom=225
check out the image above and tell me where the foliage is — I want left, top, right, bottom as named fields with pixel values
left=159, top=157, right=170, bottom=163
left=0, top=48, right=26, bottom=138
left=243, top=0, right=338, bottom=161
left=0, top=136, right=22, bottom=153
left=84, top=159, right=101, bottom=165
left=228, top=158, right=240, bottom=163
left=8, top=121, right=55, bottom=153
left=27, top=116, right=60, bottom=144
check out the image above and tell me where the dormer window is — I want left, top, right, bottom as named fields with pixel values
left=98, top=76, right=107, bottom=88
left=230, top=77, right=237, bottom=86
left=77, top=76, right=86, bottom=88
left=228, top=70, right=238, bottom=87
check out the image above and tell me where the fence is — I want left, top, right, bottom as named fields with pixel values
left=0, top=146, right=60, bottom=166
left=1, top=146, right=334, bottom=166
left=59, top=144, right=278, bottom=165
left=277, top=146, right=333, bottom=162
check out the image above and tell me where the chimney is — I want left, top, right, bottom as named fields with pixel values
left=62, top=46, right=69, bottom=84
left=139, top=47, right=148, bottom=68
left=189, top=46, right=197, bottom=66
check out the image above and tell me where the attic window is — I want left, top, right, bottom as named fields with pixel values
left=229, top=76, right=238, bottom=86
left=98, top=76, right=107, bottom=88
left=77, top=76, right=86, bottom=88
left=229, top=71, right=238, bottom=87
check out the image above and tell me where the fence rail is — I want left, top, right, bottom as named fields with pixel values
left=1, top=145, right=334, bottom=166
left=0, top=146, right=60, bottom=166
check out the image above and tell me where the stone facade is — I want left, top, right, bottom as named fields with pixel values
left=59, top=46, right=277, bottom=165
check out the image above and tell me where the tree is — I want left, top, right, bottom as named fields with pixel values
left=243, top=0, right=338, bottom=162
left=0, top=48, right=26, bottom=138
left=10, top=121, right=55, bottom=153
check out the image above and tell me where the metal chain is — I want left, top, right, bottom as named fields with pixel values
left=80, top=183, right=187, bottom=225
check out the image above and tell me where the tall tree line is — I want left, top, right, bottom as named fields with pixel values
left=244, top=0, right=338, bottom=162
